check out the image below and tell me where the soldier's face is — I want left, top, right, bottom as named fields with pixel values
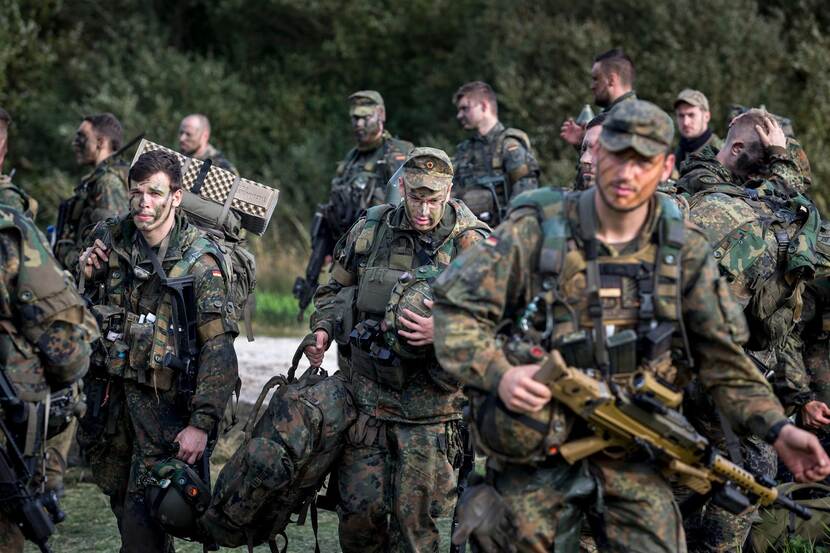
left=179, top=118, right=207, bottom=155
left=351, top=108, right=383, bottom=146
left=595, top=146, right=673, bottom=212
left=675, top=104, right=710, bottom=139
left=73, top=121, right=99, bottom=166
left=400, top=182, right=451, bottom=232
left=129, top=172, right=183, bottom=233
left=456, top=96, right=485, bottom=130
left=579, top=126, right=603, bottom=188
left=591, top=63, right=612, bottom=108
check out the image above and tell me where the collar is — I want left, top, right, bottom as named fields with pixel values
left=472, top=121, right=505, bottom=143
left=572, top=188, right=660, bottom=255
left=676, top=129, right=713, bottom=165
left=113, top=210, right=196, bottom=267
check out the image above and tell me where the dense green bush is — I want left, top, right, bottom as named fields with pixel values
left=4, top=0, right=830, bottom=281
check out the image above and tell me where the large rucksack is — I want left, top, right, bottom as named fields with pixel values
left=181, top=190, right=257, bottom=342
left=200, top=335, right=355, bottom=552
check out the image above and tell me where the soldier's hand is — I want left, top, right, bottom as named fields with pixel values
left=755, top=114, right=787, bottom=150
left=398, top=299, right=435, bottom=346
left=174, top=425, right=208, bottom=465
left=79, top=238, right=110, bottom=279
left=560, top=118, right=585, bottom=146
left=498, top=364, right=552, bottom=414
left=773, top=423, right=830, bottom=482
left=304, top=329, right=329, bottom=367
left=801, top=400, right=830, bottom=429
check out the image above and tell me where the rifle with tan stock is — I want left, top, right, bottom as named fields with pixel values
left=526, top=346, right=811, bottom=520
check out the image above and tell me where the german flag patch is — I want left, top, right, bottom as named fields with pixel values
left=484, top=236, right=499, bottom=247
left=211, top=269, right=222, bottom=278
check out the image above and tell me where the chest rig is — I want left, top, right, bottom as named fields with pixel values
left=90, top=220, right=227, bottom=394
left=471, top=188, right=692, bottom=465
left=454, top=127, right=531, bottom=226
left=348, top=200, right=484, bottom=390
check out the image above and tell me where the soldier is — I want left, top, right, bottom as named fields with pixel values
left=571, top=113, right=606, bottom=190
left=684, top=110, right=828, bottom=552
left=304, top=147, right=489, bottom=552
left=560, top=48, right=637, bottom=148
left=431, top=100, right=830, bottom=552
left=0, top=203, right=98, bottom=552
left=452, top=81, right=540, bottom=226
left=0, top=108, right=37, bottom=218
left=177, top=113, right=238, bottom=175
left=54, top=113, right=129, bottom=270
left=673, top=89, right=723, bottom=174
left=323, top=90, right=413, bottom=242
left=76, top=149, right=239, bottom=553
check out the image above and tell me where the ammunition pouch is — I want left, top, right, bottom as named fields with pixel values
left=356, top=266, right=406, bottom=315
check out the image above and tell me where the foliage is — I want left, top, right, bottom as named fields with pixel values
left=4, top=0, right=830, bottom=289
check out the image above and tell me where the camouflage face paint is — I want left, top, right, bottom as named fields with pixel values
left=404, top=186, right=449, bottom=232
left=352, top=109, right=383, bottom=146
left=596, top=147, right=663, bottom=213
left=130, top=172, right=176, bottom=232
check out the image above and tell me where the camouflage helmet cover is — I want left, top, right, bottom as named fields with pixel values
left=600, top=99, right=674, bottom=157
left=401, top=146, right=453, bottom=191
left=349, top=90, right=384, bottom=117
left=384, top=265, right=441, bottom=358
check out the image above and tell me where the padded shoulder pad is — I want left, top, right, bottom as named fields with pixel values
left=504, top=128, right=531, bottom=150
left=508, top=187, right=565, bottom=220
left=354, top=204, right=394, bottom=255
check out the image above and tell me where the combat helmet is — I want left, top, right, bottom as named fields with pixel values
left=145, top=458, right=211, bottom=542
left=383, top=264, right=442, bottom=359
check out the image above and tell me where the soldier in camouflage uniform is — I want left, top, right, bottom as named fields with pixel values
left=323, top=90, right=413, bottom=243
left=178, top=114, right=238, bottom=175
left=0, top=108, right=37, bottom=219
left=560, top=48, right=637, bottom=148
left=571, top=113, right=606, bottom=191
left=54, top=113, right=129, bottom=270
left=305, top=147, right=489, bottom=552
left=0, top=203, right=98, bottom=552
left=672, top=89, right=723, bottom=179
left=76, top=149, right=239, bottom=553
left=431, top=100, right=830, bottom=553
left=452, top=81, right=540, bottom=226
left=684, top=110, right=827, bottom=552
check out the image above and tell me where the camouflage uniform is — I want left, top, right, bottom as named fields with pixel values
left=54, top=157, right=129, bottom=270
left=311, top=148, right=489, bottom=552
left=432, top=101, right=787, bottom=553
left=324, top=91, right=413, bottom=243
left=0, top=205, right=97, bottom=552
left=452, top=121, right=540, bottom=226
left=77, top=211, right=239, bottom=553
left=0, top=174, right=37, bottom=219
left=196, top=143, right=237, bottom=176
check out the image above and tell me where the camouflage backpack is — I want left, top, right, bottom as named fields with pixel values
left=200, top=335, right=355, bottom=552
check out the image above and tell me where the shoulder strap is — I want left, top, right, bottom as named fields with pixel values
left=491, top=128, right=531, bottom=171
left=354, top=204, right=395, bottom=255
left=508, top=187, right=569, bottom=276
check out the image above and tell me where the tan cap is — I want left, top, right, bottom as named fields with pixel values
left=402, top=147, right=453, bottom=191
left=674, top=89, right=710, bottom=112
left=348, top=90, right=384, bottom=117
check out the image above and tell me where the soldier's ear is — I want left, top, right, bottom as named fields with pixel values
left=171, top=188, right=184, bottom=207
left=398, top=177, right=406, bottom=198
left=660, top=153, right=675, bottom=182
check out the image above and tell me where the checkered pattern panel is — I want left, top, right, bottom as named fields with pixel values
left=131, top=139, right=279, bottom=235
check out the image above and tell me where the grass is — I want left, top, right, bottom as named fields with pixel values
left=26, top=468, right=452, bottom=553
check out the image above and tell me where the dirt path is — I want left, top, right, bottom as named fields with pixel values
left=234, top=335, right=340, bottom=404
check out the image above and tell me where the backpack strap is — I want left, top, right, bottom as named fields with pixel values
left=508, top=187, right=568, bottom=278
left=354, top=204, right=396, bottom=256
left=491, top=127, right=531, bottom=172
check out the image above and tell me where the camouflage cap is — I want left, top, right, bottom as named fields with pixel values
left=674, top=89, right=710, bottom=112
left=600, top=100, right=674, bottom=158
left=349, top=90, right=384, bottom=117
left=402, top=147, right=453, bottom=191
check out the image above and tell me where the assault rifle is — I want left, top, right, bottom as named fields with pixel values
left=293, top=208, right=335, bottom=320
left=0, top=369, right=65, bottom=553
left=529, top=347, right=811, bottom=520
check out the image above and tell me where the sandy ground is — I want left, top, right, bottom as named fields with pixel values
left=234, top=335, right=340, bottom=405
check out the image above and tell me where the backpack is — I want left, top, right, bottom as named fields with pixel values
left=181, top=190, right=257, bottom=342
left=750, top=482, right=830, bottom=552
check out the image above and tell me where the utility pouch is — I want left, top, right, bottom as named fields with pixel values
left=460, top=187, right=497, bottom=224
left=554, top=330, right=594, bottom=369
left=607, top=329, right=637, bottom=375
left=356, top=267, right=405, bottom=315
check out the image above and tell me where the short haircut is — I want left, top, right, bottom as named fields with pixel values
left=0, top=108, right=11, bottom=129
left=83, top=113, right=123, bottom=152
left=453, top=81, right=498, bottom=115
left=727, top=108, right=767, bottom=144
left=593, top=48, right=635, bottom=88
left=585, top=112, right=607, bottom=130
left=183, top=113, right=211, bottom=133
left=129, top=150, right=183, bottom=192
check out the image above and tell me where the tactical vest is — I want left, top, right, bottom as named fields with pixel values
left=689, top=184, right=818, bottom=352
left=454, top=127, right=532, bottom=226
left=348, top=200, right=488, bottom=390
left=470, top=188, right=690, bottom=465
left=327, top=135, right=411, bottom=239
left=91, top=220, right=231, bottom=392
left=0, top=206, right=89, bottom=454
